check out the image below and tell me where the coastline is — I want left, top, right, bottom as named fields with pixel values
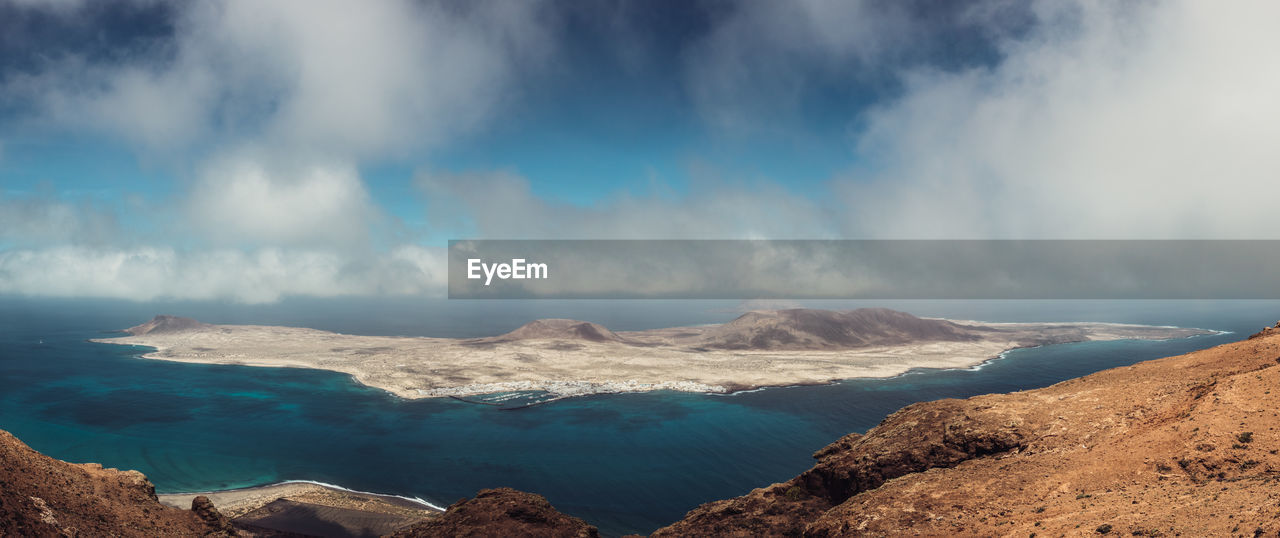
left=649, top=326, right=1280, bottom=536
left=158, top=479, right=443, bottom=519
left=92, top=316, right=1219, bottom=402
left=99, top=338, right=1056, bottom=401
left=713, top=327, right=1231, bottom=397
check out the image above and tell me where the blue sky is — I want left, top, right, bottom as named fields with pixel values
left=0, top=1, right=1001, bottom=218
left=2, top=0, right=1278, bottom=302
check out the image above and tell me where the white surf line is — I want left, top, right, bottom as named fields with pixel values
left=710, top=383, right=813, bottom=396
left=164, top=479, right=447, bottom=512
left=278, top=480, right=447, bottom=512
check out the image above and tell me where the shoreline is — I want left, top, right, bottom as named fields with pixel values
left=704, top=327, right=1233, bottom=397
left=158, top=479, right=444, bottom=519
left=126, top=328, right=1226, bottom=406
left=92, top=315, right=1221, bottom=402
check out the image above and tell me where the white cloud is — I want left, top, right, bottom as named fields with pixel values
left=6, top=0, right=1280, bottom=303
left=0, top=0, right=545, bottom=302
left=15, top=0, right=551, bottom=159
left=683, top=0, right=905, bottom=131
left=833, top=0, right=1280, bottom=238
left=0, top=245, right=446, bottom=303
left=187, top=153, right=380, bottom=247
left=0, top=192, right=121, bottom=246
left=422, top=0, right=1280, bottom=244
left=418, top=168, right=837, bottom=239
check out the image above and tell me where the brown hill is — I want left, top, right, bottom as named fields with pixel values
left=692, top=308, right=981, bottom=350
left=389, top=488, right=598, bottom=538
left=654, top=323, right=1280, bottom=537
left=0, top=429, right=233, bottom=537
left=125, top=315, right=211, bottom=336
left=489, top=309, right=982, bottom=350
left=494, top=319, right=624, bottom=343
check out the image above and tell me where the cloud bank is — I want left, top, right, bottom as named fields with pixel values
left=3, top=0, right=1279, bottom=302
left=2, top=0, right=548, bottom=302
left=431, top=0, right=1280, bottom=241
left=837, top=0, right=1280, bottom=238
left=418, top=169, right=838, bottom=240
left=14, top=0, right=550, bottom=157
left=0, top=245, right=443, bottom=303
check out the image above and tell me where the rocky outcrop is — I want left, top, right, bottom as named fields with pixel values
left=388, top=488, right=598, bottom=538
left=125, top=315, right=211, bottom=336
left=1248, top=320, right=1280, bottom=339
left=656, top=325, right=1280, bottom=536
left=0, top=429, right=234, bottom=537
left=191, top=496, right=237, bottom=536
left=653, top=399, right=1027, bottom=536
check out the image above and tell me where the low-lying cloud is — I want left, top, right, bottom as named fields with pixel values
left=0, top=245, right=444, bottom=303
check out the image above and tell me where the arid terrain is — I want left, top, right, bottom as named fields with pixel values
left=388, top=488, right=598, bottom=538
left=94, top=308, right=1210, bottom=400
left=0, top=428, right=236, bottom=537
left=651, top=321, right=1280, bottom=536
left=8, top=321, right=1280, bottom=536
left=0, top=424, right=581, bottom=537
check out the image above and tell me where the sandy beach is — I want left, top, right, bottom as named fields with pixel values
left=158, top=480, right=441, bottom=518
left=93, top=310, right=1215, bottom=401
left=159, top=480, right=440, bottom=536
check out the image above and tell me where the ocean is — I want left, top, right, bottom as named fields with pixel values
left=1, top=298, right=1275, bottom=536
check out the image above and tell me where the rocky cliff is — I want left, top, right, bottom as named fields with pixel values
left=0, top=429, right=234, bottom=537
left=655, top=323, right=1280, bottom=536
left=389, top=488, right=598, bottom=538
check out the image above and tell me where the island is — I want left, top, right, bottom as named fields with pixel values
left=14, top=321, right=1280, bottom=536
left=93, top=308, right=1214, bottom=402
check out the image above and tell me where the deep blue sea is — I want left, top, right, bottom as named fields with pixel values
left=1, top=298, right=1276, bottom=536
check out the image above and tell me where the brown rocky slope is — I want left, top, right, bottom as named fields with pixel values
left=0, top=429, right=234, bottom=537
left=0, top=427, right=596, bottom=537
left=654, top=323, right=1280, bottom=537
left=389, top=487, right=598, bottom=538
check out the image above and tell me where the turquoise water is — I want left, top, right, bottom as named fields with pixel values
left=1, top=299, right=1275, bottom=535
